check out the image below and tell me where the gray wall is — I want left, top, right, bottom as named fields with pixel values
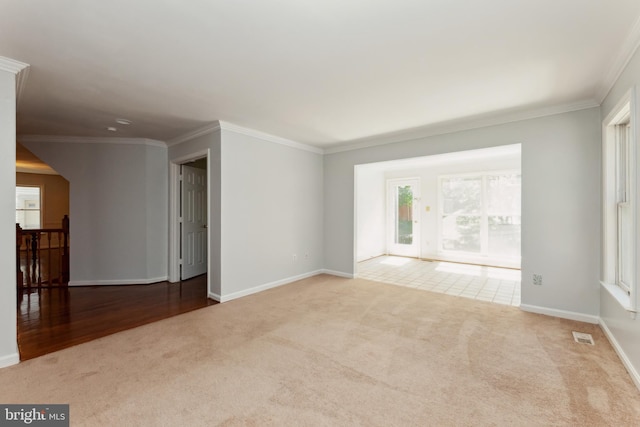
left=600, top=46, right=640, bottom=380
left=0, top=70, right=18, bottom=367
left=220, top=129, right=324, bottom=298
left=20, top=140, right=168, bottom=284
left=325, top=108, right=601, bottom=317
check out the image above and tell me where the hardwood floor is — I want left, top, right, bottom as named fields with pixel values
left=17, top=275, right=217, bottom=360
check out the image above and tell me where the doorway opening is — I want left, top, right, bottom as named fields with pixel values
left=355, top=144, right=521, bottom=305
left=169, top=150, right=210, bottom=289
left=387, top=178, right=420, bottom=258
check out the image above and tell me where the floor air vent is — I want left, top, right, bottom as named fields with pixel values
left=572, top=331, right=594, bottom=345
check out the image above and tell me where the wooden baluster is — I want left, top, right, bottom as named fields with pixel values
left=47, top=232, right=52, bottom=287
left=16, top=224, right=23, bottom=288
left=34, top=232, right=42, bottom=286
left=25, top=234, right=31, bottom=287
left=58, top=231, right=63, bottom=285
left=62, top=215, right=69, bottom=285
left=30, top=232, right=37, bottom=284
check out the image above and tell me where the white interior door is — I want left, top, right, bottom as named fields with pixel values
left=181, top=164, right=207, bottom=279
left=387, top=178, right=420, bottom=257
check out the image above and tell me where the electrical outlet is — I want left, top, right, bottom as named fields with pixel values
left=533, top=274, right=542, bottom=286
left=292, top=254, right=297, bottom=262
left=304, top=253, right=309, bottom=259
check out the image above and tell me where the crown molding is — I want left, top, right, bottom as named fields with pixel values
left=597, top=15, right=640, bottom=103
left=219, top=121, right=323, bottom=154
left=0, top=56, right=28, bottom=74
left=15, top=65, right=30, bottom=107
left=18, top=135, right=166, bottom=148
left=166, top=122, right=221, bottom=146
left=0, top=56, right=30, bottom=106
left=323, top=99, right=600, bottom=155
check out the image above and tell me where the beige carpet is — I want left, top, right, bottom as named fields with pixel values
left=1, top=274, right=639, bottom=426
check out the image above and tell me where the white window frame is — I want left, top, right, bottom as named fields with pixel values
left=602, top=87, right=637, bottom=316
left=437, top=170, right=521, bottom=261
left=16, top=185, right=43, bottom=230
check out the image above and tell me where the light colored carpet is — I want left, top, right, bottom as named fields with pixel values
left=1, top=274, right=639, bottom=426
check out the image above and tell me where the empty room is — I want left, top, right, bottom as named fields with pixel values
left=1, top=1, right=640, bottom=425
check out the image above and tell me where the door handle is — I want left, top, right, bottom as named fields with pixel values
left=203, top=224, right=208, bottom=229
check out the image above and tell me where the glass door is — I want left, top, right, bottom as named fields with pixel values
left=387, top=179, right=420, bottom=257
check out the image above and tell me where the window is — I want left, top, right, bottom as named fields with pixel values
left=439, top=172, right=521, bottom=260
left=16, top=186, right=41, bottom=229
left=602, top=89, right=637, bottom=313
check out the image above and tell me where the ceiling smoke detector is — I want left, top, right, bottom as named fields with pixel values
left=115, top=118, right=132, bottom=125
left=106, top=126, right=117, bottom=132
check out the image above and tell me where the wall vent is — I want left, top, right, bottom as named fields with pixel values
left=572, top=331, right=594, bottom=345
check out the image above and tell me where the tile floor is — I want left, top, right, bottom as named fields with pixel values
left=357, top=256, right=521, bottom=306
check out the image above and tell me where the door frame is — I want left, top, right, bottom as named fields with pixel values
left=168, top=149, right=210, bottom=286
left=386, top=177, right=421, bottom=258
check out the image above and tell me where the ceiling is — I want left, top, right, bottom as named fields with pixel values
left=2, top=1, right=640, bottom=149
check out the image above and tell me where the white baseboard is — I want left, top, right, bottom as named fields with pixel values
left=69, top=276, right=168, bottom=286
left=321, top=269, right=355, bottom=279
left=218, top=270, right=324, bottom=303
left=519, top=304, right=600, bottom=324
left=0, top=352, right=20, bottom=369
left=599, top=318, right=640, bottom=392
left=208, top=292, right=221, bottom=302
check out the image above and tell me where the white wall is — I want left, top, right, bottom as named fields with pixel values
left=20, top=139, right=168, bottom=285
left=219, top=129, right=324, bottom=299
left=380, top=147, right=521, bottom=266
left=355, top=167, right=385, bottom=262
left=325, top=108, right=601, bottom=318
left=599, top=46, right=640, bottom=385
left=0, top=69, right=18, bottom=367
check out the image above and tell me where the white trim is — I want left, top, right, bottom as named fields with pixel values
left=169, top=149, right=210, bottom=165
left=0, top=353, right=20, bottom=369
left=168, top=149, right=212, bottom=297
left=217, top=270, right=323, bottom=303
left=18, top=135, right=166, bottom=147
left=599, top=318, right=640, bottom=392
left=602, top=87, right=637, bottom=314
left=0, top=56, right=29, bottom=74
left=601, top=281, right=637, bottom=317
left=166, top=123, right=221, bottom=146
left=321, top=269, right=355, bottom=279
left=168, top=162, right=181, bottom=284
left=219, top=121, right=323, bottom=154
left=323, top=100, right=599, bottom=154
left=597, top=15, right=640, bottom=103
left=15, top=65, right=29, bottom=107
left=68, top=276, right=168, bottom=286
left=208, top=292, right=221, bottom=302
left=519, top=304, right=599, bottom=324
left=0, top=56, right=30, bottom=108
